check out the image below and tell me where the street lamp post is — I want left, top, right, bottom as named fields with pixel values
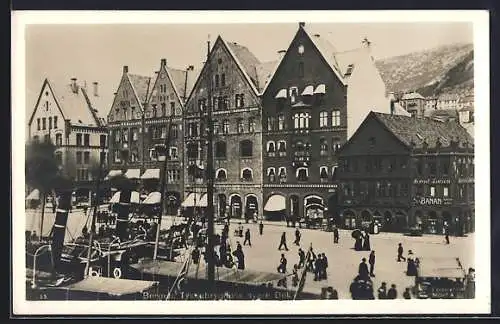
left=115, top=143, right=132, bottom=242
left=153, top=143, right=168, bottom=260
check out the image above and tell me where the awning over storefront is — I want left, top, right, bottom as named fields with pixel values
left=142, top=191, right=161, bottom=205
left=105, top=170, right=123, bottom=180
left=199, top=193, right=208, bottom=207
left=60, top=277, right=158, bottom=296
left=275, top=88, right=287, bottom=99
left=313, top=84, right=326, bottom=94
left=109, top=191, right=141, bottom=204
left=301, top=85, right=314, bottom=96
left=124, top=169, right=141, bottom=180
left=26, top=189, right=40, bottom=200
left=140, top=168, right=160, bottom=180
left=181, top=192, right=206, bottom=208
left=264, top=195, right=286, bottom=212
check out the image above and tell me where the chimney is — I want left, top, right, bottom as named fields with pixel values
left=278, top=50, right=286, bottom=59
left=188, top=65, right=194, bottom=71
left=123, top=65, right=129, bottom=74
left=299, top=22, right=305, bottom=28
left=70, top=77, right=78, bottom=94
left=93, top=82, right=99, bottom=97
left=161, top=58, right=167, bottom=67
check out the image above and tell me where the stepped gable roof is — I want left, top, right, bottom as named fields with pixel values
left=47, top=79, right=101, bottom=127
left=402, top=92, right=425, bottom=100
left=226, top=41, right=262, bottom=90
left=373, top=112, right=473, bottom=149
left=127, top=74, right=152, bottom=105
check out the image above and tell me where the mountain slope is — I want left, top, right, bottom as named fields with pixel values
left=375, top=43, right=474, bottom=97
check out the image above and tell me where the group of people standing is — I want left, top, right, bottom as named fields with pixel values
left=354, top=231, right=371, bottom=251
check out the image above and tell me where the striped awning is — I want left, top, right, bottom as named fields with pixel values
left=301, top=85, right=314, bottom=96
left=142, top=191, right=161, bottom=205
left=105, top=170, right=122, bottom=180
left=275, top=88, right=287, bottom=99
left=313, top=84, right=326, bottom=94
left=26, top=189, right=40, bottom=200
left=124, top=169, right=141, bottom=180
left=109, top=191, right=141, bottom=204
left=140, top=168, right=160, bottom=180
left=264, top=195, right=286, bottom=212
left=181, top=192, right=205, bottom=208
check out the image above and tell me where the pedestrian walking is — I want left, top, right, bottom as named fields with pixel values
left=306, top=246, right=317, bottom=272
left=259, top=221, right=264, bottom=235
left=333, top=226, right=339, bottom=244
left=243, top=228, right=252, bottom=246
left=192, top=247, right=200, bottom=264
left=278, top=231, right=289, bottom=251
left=298, top=248, right=306, bottom=268
left=358, top=257, right=369, bottom=280
left=377, top=282, right=387, bottom=299
left=321, top=253, right=328, bottom=280
left=368, top=250, right=376, bottom=277
left=294, top=228, right=301, bottom=246
left=233, top=242, right=245, bottom=270
left=445, top=227, right=450, bottom=244
left=314, top=254, right=322, bottom=281
left=277, top=253, right=287, bottom=273
left=292, top=264, right=299, bottom=287
left=397, top=243, right=406, bottom=262
left=387, top=284, right=398, bottom=299
left=363, top=232, right=371, bottom=251
left=403, top=287, right=412, bottom=299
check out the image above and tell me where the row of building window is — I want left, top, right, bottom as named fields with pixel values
left=112, top=146, right=179, bottom=163
left=37, top=116, right=58, bottom=131
left=342, top=181, right=411, bottom=198
left=215, top=168, right=254, bottom=182
left=76, top=151, right=91, bottom=165
left=113, top=126, right=178, bottom=143
left=197, top=93, right=246, bottom=112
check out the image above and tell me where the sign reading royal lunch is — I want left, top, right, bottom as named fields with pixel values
left=413, top=179, right=451, bottom=185
left=413, top=196, right=453, bottom=206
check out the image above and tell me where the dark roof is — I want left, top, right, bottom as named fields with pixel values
left=128, top=74, right=152, bottom=104
left=373, top=112, right=473, bottom=149
left=226, top=41, right=261, bottom=89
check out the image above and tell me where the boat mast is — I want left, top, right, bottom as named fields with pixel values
left=84, top=139, right=106, bottom=277
left=205, top=36, right=215, bottom=286
left=153, top=115, right=174, bottom=260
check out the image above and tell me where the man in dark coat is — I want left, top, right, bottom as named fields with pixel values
left=403, top=288, right=412, bottom=299
left=259, top=221, right=264, bottom=235
left=294, top=228, right=301, bottom=246
left=397, top=243, right=406, bottom=262
left=368, top=250, right=376, bottom=277
left=277, top=253, right=287, bottom=273
left=233, top=243, right=245, bottom=270
left=387, top=284, right=398, bottom=299
left=192, top=247, right=201, bottom=264
left=321, top=253, right=328, bottom=280
left=377, top=282, right=387, bottom=299
left=278, top=232, right=289, bottom=251
left=358, top=257, right=369, bottom=280
left=363, top=233, right=371, bottom=251
left=298, top=248, right=306, bottom=268
left=243, top=228, right=252, bottom=246
left=333, top=226, right=339, bottom=244
left=314, top=254, right=322, bottom=281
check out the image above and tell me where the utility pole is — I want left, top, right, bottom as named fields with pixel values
left=206, top=36, right=215, bottom=286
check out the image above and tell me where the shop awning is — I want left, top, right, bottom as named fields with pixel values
left=199, top=193, right=208, bottom=207
left=124, top=169, right=141, bottom=180
left=264, top=195, right=286, bottom=212
left=301, top=85, right=314, bottom=96
left=109, top=191, right=141, bottom=204
left=60, top=277, right=158, bottom=296
left=105, top=170, right=122, bottom=180
left=313, top=84, right=326, bottom=94
left=26, top=189, right=40, bottom=200
left=142, top=191, right=161, bottom=205
left=275, top=88, right=287, bottom=99
left=181, top=192, right=206, bottom=208
left=140, top=168, right=160, bottom=180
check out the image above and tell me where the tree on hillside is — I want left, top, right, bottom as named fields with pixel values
left=25, top=140, right=67, bottom=239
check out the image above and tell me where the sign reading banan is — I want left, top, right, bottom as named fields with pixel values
left=413, top=197, right=453, bottom=206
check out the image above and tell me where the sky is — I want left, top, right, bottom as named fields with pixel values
left=25, top=22, right=473, bottom=119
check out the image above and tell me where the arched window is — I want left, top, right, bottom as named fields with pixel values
left=215, top=141, right=227, bottom=159
left=278, top=167, right=287, bottom=183
left=267, top=167, right=276, bottom=182
left=319, top=111, right=328, bottom=127
left=241, top=168, right=253, bottom=181
left=216, top=169, right=227, bottom=181
left=332, top=137, right=341, bottom=153
left=267, top=141, right=276, bottom=156
left=223, top=120, right=230, bottom=134
left=296, top=167, right=308, bottom=181
left=278, top=141, right=286, bottom=157
left=320, top=166, right=329, bottom=182
left=240, top=140, right=253, bottom=157
left=320, top=138, right=328, bottom=156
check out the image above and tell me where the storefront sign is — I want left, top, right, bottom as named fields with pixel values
left=413, top=179, right=451, bottom=185
left=413, top=197, right=453, bottom=206
left=458, top=178, right=474, bottom=184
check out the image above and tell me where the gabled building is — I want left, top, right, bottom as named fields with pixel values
left=107, top=61, right=197, bottom=214
left=400, top=92, right=426, bottom=118
left=336, top=112, right=474, bottom=235
left=28, top=77, right=108, bottom=191
left=182, top=36, right=273, bottom=221
left=260, top=22, right=409, bottom=224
